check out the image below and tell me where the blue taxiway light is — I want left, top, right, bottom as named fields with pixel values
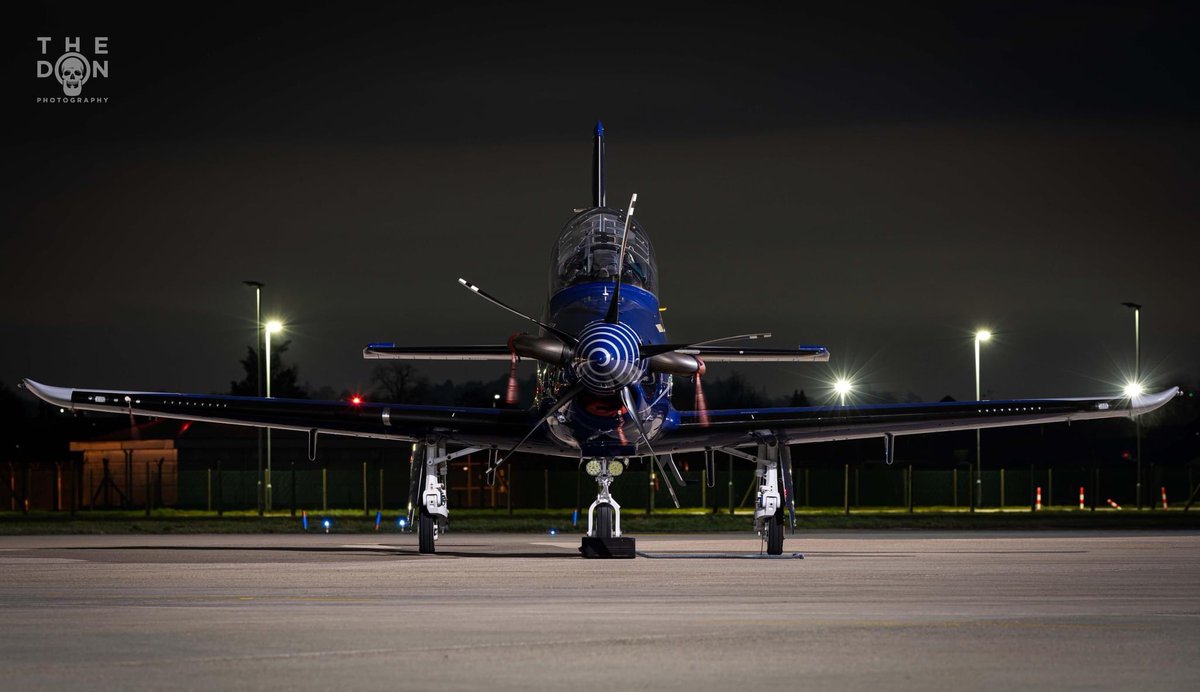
left=548, top=528, right=558, bottom=536
left=397, top=517, right=408, bottom=528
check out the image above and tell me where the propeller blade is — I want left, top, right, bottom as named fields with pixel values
left=662, top=453, right=686, bottom=488
left=459, top=278, right=578, bottom=346
left=618, top=386, right=680, bottom=508
left=780, top=444, right=796, bottom=532
left=653, top=454, right=681, bottom=509
left=640, top=333, right=773, bottom=357
left=603, top=193, right=637, bottom=324
left=488, top=383, right=585, bottom=484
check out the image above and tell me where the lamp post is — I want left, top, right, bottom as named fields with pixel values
left=265, top=319, right=283, bottom=512
left=1122, top=302, right=1142, bottom=510
left=834, top=378, right=852, bottom=407
left=243, top=281, right=265, bottom=516
left=974, top=329, right=992, bottom=511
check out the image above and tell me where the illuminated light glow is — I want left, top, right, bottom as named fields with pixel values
left=351, top=396, right=363, bottom=405
left=1123, top=382, right=1144, bottom=398
left=397, top=517, right=408, bottom=528
left=266, top=320, right=283, bottom=334
left=834, top=379, right=853, bottom=396
left=975, top=330, right=992, bottom=342
left=548, top=528, right=558, bottom=536
left=585, top=459, right=603, bottom=476
left=608, top=460, right=624, bottom=477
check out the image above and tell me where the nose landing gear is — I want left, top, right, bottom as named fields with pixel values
left=580, top=458, right=636, bottom=558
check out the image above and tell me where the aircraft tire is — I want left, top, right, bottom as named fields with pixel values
left=594, top=503, right=614, bottom=539
left=766, top=510, right=784, bottom=555
left=418, top=510, right=435, bottom=554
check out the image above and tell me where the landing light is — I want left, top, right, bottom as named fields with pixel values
left=1123, top=382, right=1144, bottom=398
left=608, top=460, right=624, bottom=477
left=585, top=459, right=602, bottom=476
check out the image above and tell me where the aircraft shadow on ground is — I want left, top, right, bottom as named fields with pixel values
left=50, top=545, right=581, bottom=559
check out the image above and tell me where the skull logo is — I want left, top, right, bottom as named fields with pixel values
left=56, top=54, right=89, bottom=96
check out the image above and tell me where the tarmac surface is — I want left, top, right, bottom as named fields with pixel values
left=1, top=531, right=1198, bottom=691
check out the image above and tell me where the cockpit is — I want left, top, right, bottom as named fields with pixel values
left=550, top=208, right=658, bottom=295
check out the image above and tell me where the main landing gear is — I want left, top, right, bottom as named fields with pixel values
left=580, top=458, right=636, bottom=558
left=724, top=438, right=796, bottom=555
left=408, top=440, right=485, bottom=555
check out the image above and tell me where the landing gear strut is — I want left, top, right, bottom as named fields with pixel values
left=419, top=442, right=448, bottom=554
left=580, top=458, right=636, bottom=558
left=408, top=441, right=485, bottom=555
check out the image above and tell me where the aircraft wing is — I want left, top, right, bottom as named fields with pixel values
left=653, top=388, right=1181, bottom=454
left=363, top=344, right=512, bottom=361
left=22, top=379, right=567, bottom=455
left=668, top=345, right=829, bottom=362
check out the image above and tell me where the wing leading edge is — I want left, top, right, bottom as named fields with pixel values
left=22, top=379, right=569, bottom=455
left=655, top=388, right=1181, bottom=454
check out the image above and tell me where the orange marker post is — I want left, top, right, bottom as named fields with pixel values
left=1161, top=487, right=1168, bottom=510
left=1107, top=498, right=1122, bottom=510
left=1079, top=487, right=1085, bottom=510
left=1035, top=487, right=1042, bottom=511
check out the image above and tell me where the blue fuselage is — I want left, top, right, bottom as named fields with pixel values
left=541, top=281, right=679, bottom=458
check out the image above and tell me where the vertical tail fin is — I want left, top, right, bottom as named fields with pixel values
left=592, top=121, right=606, bottom=208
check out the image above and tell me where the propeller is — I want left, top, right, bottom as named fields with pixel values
left=459, top=278, right=577, bottom=346
left=619, top=386, right=682, bottom=508
left=459, top=193, right=790, bottom=462
left=486, top=383, right=586, bottom=485
left=604, top=193, right=637, bottom=324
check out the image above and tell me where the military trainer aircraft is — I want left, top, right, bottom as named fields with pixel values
left=24, top=123, right=1179, bottom=557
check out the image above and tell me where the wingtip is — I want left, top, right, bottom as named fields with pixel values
left=1131, top=386, right=1180, bottom=415
left=22, top=379, right=74, bottom=408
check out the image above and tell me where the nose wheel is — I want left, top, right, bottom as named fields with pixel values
left=593, top=502, right=614, bottom=539
left=580, top=459, right=636, bottom=558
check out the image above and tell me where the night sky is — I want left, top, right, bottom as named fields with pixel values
left=4, top=2, right=1198, bottom=405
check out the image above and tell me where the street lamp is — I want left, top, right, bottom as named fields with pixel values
left=265, top=319, right=283, bottom=511
left=243, top=281, right=265, bottom=516
left=1122, top=302, right=1142, bottom=510
left=973, top=329, right=991, bottom=511
left=834, top=378, right=852, bottom=407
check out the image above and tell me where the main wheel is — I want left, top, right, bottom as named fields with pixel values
left=418, top=509, right=436, bottom=554
left=594, top=503, right=614, bottom=539
left=766, top=510, right=784, bottom=555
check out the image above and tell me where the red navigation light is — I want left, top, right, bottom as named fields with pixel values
left=351, top=395, right=363, bottom=405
